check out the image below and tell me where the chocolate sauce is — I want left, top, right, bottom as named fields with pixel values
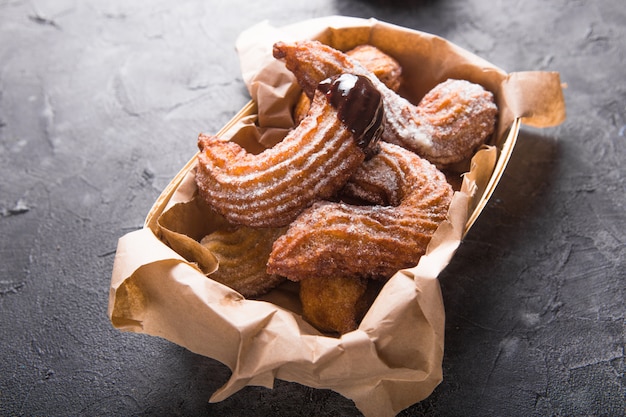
left=317, top=73, right=384, bottom=156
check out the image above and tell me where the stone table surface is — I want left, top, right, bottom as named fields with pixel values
left=1, top=0, right=624, bottom=416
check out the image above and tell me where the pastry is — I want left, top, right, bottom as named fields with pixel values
left=340, top=144, right=405, bottom=206
left=298, top=275, right=369, bottom=335
left=201, top=225, right=287, bottom=297
left=293, top=44, right=402, bottom=124
left=345, top=44, right=402, bottom=92
left=195, top=73, right=384, bottom=228
left=273, top=40, right=497, bottom=167
left=267, top=142, right=453, bottom=281
left=292, top=91, right=312, bottom=125
left=412, top=78, right=499, bottom=167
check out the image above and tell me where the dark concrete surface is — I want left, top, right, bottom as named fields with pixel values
left=1, top=0, right=624, bottom=416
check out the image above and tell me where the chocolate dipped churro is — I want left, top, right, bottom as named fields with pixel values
left=273, top=40, right=497, bottom=167
left=195, top=73, right=384, bottom=228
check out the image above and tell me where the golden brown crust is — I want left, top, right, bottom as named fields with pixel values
left=340, top=146, right=405, bottom=206
left=412, top=79, right=498, bottom=166
left=346, top=44, right=402, bottom=92
left=273, top=40, right=497, bottom=167
left=299, top=275, right=368, bottom=334
left=201, top=226, right=287, bottom=297
left=274, top=40, right=362, bottom=99
left=292, top=92, right=311, bottom=125
left=267, top=142, right=453, bottom=281
left=195, top=89, right=370, bottom=228
left=292, top=44, right=402, bottom=124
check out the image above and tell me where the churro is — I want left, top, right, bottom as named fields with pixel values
left=273, top=40, right=497, bottom=167
left=267, top=142, right=453, bottom=281
left=195, top=73, right=384, bottom=227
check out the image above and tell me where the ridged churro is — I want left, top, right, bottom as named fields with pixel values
left=201, top=226, right=287, bottom=297
left=195, top=73, right=384, bottom=228
left=267, top=142, right=453, bottom=281
left=299, top=275, right=369, bottom=334
left=293, top=44, right=402, bottom=123
left=273, top=40, right=497, bottom=167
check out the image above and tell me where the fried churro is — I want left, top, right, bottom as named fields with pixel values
left=267, top=142, right=453, bottom=281
left=293, top=44, right=402, bottom=123
left=273, top=40, right=497, bottom=167
left=201, top=226, right=287, bottom=297
left=195, top=73, right=384, bottom=228
left=299, top=275, right=368, bottom=334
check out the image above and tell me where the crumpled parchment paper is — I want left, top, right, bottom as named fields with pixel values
left=108, top=16, right=565, bottom=417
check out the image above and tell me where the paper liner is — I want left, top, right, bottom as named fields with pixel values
left=108, top=16, right=566, bottom=417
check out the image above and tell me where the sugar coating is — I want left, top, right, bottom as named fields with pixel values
left=200, top=226, right=287, bottom=297
left=273, top=40, right=498, bottom=167
left=267, top=142, right=454, bottom=281
left=195, top=89, right=372, bottom=228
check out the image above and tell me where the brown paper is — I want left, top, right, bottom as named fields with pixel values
left=108, top=16, right=566, bottom=417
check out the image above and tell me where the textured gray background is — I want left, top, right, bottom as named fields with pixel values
left=1, top=0, right=624, bottom=416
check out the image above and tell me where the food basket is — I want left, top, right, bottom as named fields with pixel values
left=108, top=16, right=565, bottom=417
